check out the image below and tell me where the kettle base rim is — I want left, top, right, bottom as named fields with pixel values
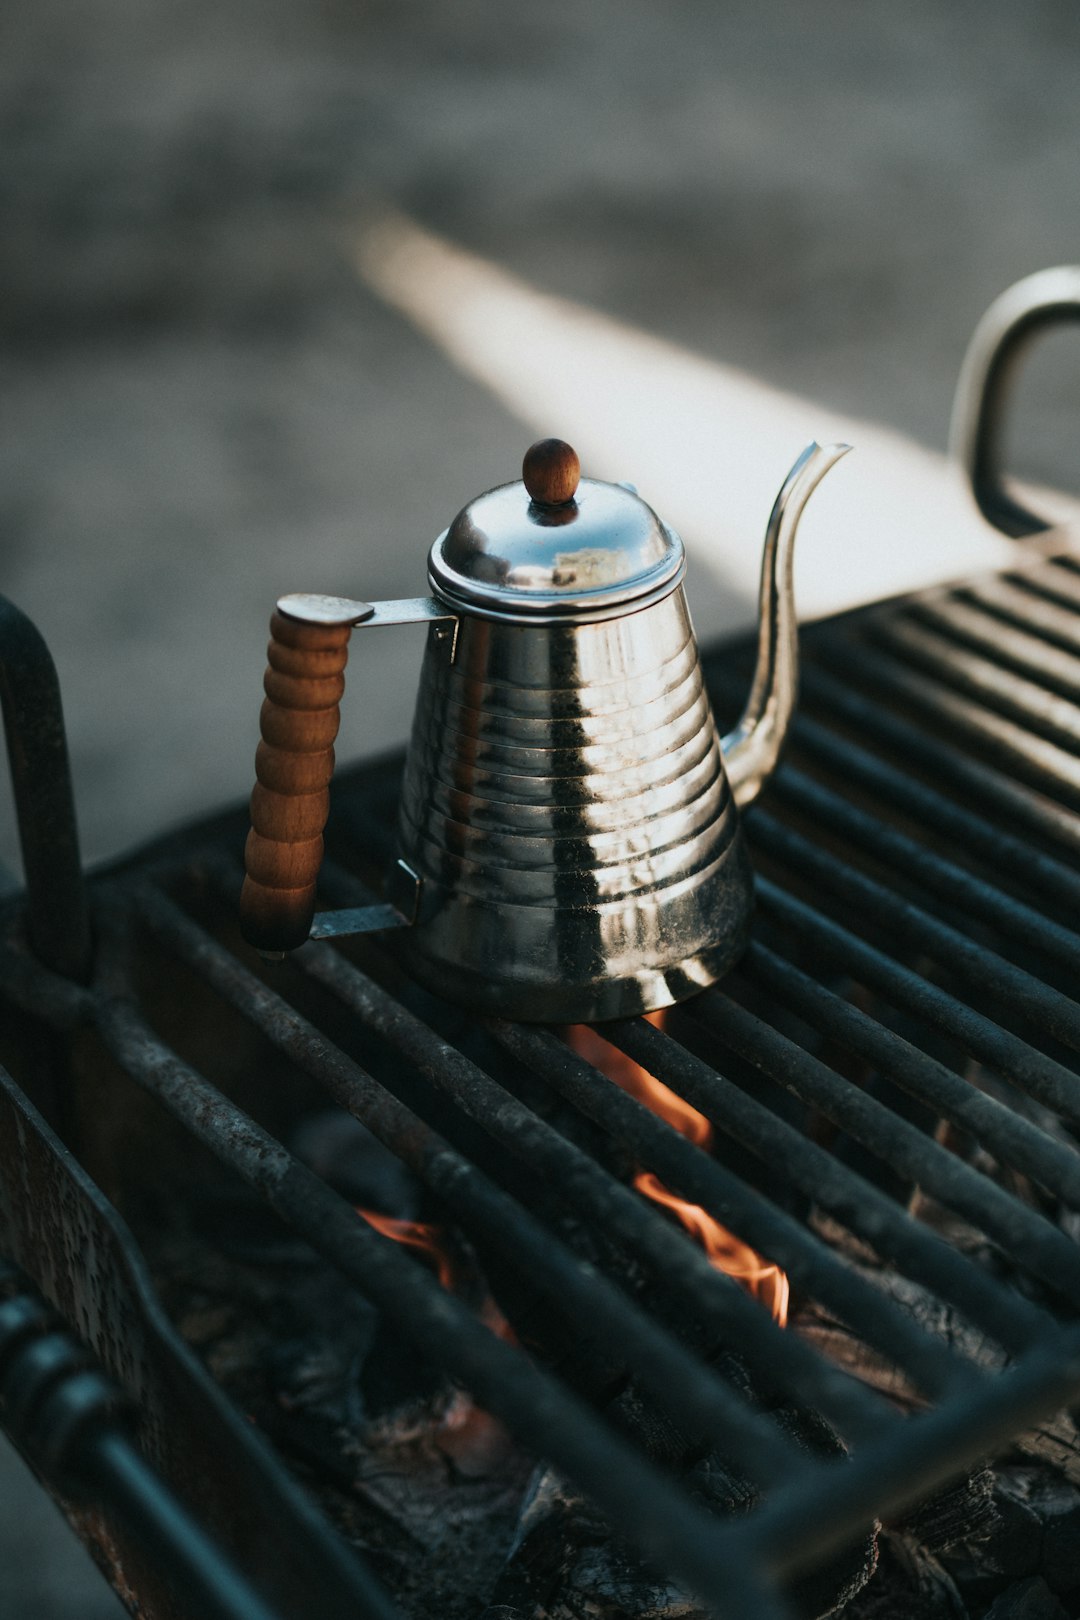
left=396, top=914, right=753, bottom=1025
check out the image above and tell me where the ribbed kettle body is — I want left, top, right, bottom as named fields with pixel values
left=395, top=586, right=752, bottom=1021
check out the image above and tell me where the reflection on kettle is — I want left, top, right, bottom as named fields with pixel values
left=240, top=436, right=849, bottom=1021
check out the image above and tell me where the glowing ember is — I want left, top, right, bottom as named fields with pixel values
left=355, top=1205, right=515, bottom=1471
left=567, top=1015, right=790, bottom=1327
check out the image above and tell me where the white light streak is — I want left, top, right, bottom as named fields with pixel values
left=356, top=211, right=1022, bottom=639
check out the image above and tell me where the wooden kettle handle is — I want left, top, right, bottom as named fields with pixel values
left=239, top=608, right=351, bottom=953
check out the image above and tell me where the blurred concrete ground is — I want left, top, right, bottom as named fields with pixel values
left=1, top=1, right=1079, bottom=1614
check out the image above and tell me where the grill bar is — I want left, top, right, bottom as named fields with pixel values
left=911, top=593, right=1080, bottom=703
left=603, top=1013, right=1058, bottom=1348
left=752, top=810, right=1080, bottom=1060
left=735, top=1326, right=1080, bottom=1577
left=960, top=575, right=1080, bottom=658
left=302, top=934, right=975, bottom=1403
left=817, top=639, right=1080, bottom=808
left=93, top=984, right=755, bottom=1620
left=803, top=657, right=1080, bottom=861
left=875, top=614, right=1080, bottom=751
left=488, top=1019, right=894, bottom=1446
left=742, top=940, right=1080, bottom=1208
left=757, top=878, right=1080, bottom=1121
left=134, top=880, right=805, bottom=1488
left=790, top=699, right=1080, bottom=916
left=771, top=765, right=1080, bottom=976
left=690, top=991, right=1080, bottom=1311
left=1008, top=559, right=1080, bottom=613
left=293, top=906, right=903, bottom=1434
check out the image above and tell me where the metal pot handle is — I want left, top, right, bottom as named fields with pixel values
left=238, top=592, right=454, bottom=956
left=950, top=265, right=1080, bottom=538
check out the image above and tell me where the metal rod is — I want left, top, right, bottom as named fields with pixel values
left=0, top=597, right=91, bottom=981
left=133, top=882, right=806, bottom=1488
left=600, top=1015, right=1054, bottom=1353
left=799, top=661, right=1080, bottom=863
left=964, top=574, right=1080, bottom=660
left=743, top=1328, right=1080, bottom=1578
left=755, top=876, right=1080, bottom=1126
left=742, top=939, right=1080, bottom=1210
left=85, top=1432, right=289, bottom=1620
left=751, top=808, right=1080, bottom=1059
left=1009, top=558, right=1080, bottom=615
left=912, top=593, right=1080, bottom=705
left=298, top=938, right=978, bottom=1405
left=256, top=846, right=992, bottom=1409
left=792, top=689, right=1080, bottom=914
left=91, top=996, right=755, bottom=1620
left=479, top=1010, right=977, bottom=1406
left=4, top=870, right=881, bottom=1462
left=690, top=989, right=1080, bottom=1310
left=771, top=765, right=1080, bottom=979
left=874, top=614, right=1080, bottom=755
left=0, top=920, right=94, bottom=1030
left=486, top=1019, right=895, bottom=1448
left=0, top=1263, right=291, bottom=1620
left=815, top=638, right=1080, bottom=811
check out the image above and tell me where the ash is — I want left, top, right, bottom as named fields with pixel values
left=149, top=1191, right=535, bottom=1620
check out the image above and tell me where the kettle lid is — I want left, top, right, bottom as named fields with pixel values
left=428, top=439, right=685, bottom=623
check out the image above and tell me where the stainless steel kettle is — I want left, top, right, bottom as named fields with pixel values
left=240, top=437, right=848, bottom=1020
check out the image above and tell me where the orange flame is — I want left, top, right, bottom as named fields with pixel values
left=567, top=1015, right=790, bottom=1327
left=356, top=1204, right=517, bottom=1471
left=355, top=1208, right=516, bottom=1342
left=356, top=1209, right=458, bottom=1290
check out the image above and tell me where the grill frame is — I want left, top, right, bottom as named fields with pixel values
left=6, top=259, right=1080, bottom=1613
left=5, top=532, right=1080, bottom=1617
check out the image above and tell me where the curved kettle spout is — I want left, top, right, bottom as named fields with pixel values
left=722, top=440, right=851, bottom=809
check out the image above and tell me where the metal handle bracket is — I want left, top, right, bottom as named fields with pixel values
left=308, top=860, right=422, bottom=942
left=277, top=593, right=457, bottom=631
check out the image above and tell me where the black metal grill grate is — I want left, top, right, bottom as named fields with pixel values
left=5, top=553, right=1080, bottom=1620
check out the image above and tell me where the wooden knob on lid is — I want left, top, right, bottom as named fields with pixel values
left=523, top=439, right=580, bottom=506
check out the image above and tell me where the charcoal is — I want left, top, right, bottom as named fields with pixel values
left=939, top=1472, right=1041, bottom=1607
left=798, top=1218, right=1080, bottom=1487
left=894, top=1467, right=998, bottom=1554
left=789, top=1535, right=880, bottom=1620
left=684, top=1451, right=757, bottom=1517
left=477, top=1261, right=880, bottom=1617
left=840, top=1532, right=968, bottom=1619
left=983, top=1577, right=1070, bottom=1620
left=1009, top=1418, right=1080, bottom=1491
left=997, top=1470, right=1080, bottom=1598
left=480, top=1465, right=703, bottom=1620
left=941, top=1465, right=1080, bottom=1609
left=481, top=1331, right=879, bottom=1620
left=611, top=1384, right=702, bottom=1470
left=150, top=1205, right=535, bottom=1620
left=766, top=1387, right=878, bottom=1614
